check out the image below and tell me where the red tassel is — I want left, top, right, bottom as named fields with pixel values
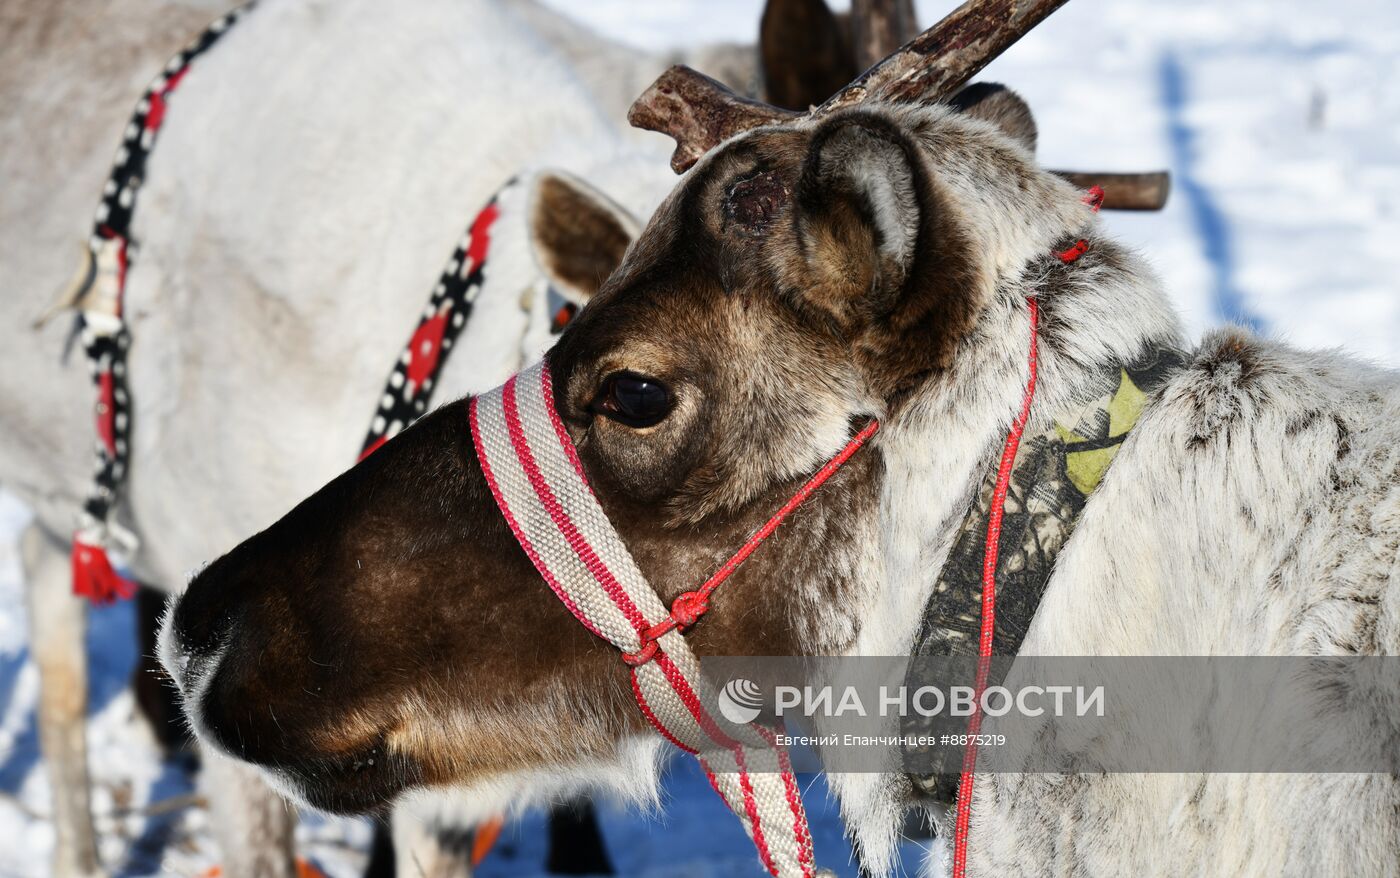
left=71, top=536, right=136, bottom=604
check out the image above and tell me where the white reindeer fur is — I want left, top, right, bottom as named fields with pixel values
left=117, top=0, right=681, bottom=578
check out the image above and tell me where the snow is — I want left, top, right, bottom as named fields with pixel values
left=3, top=0, right=1398, bottom=876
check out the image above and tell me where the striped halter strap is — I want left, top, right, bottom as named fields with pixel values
left=470, top=360, right=878, bottom=878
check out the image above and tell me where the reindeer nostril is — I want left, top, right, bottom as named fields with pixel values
left=172, top=591, right=240, bottom=659
left=168, top=559, right=250, bottom=662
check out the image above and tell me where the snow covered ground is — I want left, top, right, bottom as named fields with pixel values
left=2, top=0, right=1398, bottom=876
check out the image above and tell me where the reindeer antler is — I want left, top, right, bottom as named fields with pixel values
left=632, top=0, right=1071, bottom=172
left=819, top=0, right=1070, bottom=113
left=634, top=0, right=1171, bottom=211
left=849, top=0, right=919, bottom=70
left=1053, top=171, right=1171, bottom=211
left=628, top=68, right=798, bottom=174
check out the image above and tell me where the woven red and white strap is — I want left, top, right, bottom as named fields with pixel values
left=470, top=360, right=878, bottom=878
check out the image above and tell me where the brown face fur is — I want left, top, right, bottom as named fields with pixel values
left=166, top=102, right=1014, bottom=813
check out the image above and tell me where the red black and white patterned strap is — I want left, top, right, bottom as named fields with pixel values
left=471, top=360, right=878, bottom=878
left=359, top=181, right=516, bottom=460
left=68, top=3, right=258, bottom=602
left=64, top=0, right=514, bottom=598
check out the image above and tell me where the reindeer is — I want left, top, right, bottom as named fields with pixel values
left=157, top=0, right=1400, bottom=874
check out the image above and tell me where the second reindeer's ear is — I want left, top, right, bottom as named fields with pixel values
left=791, top=112, right=925, bottom=327
left=948, top=82, right=1038, bottom=153
left=528, top=171, right=641, bottom=305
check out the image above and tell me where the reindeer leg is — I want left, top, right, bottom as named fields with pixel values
left=546, top=799, right=613, bottom=876
left=201, top=750, right=298, bottom=878
left=362, top=821, right=396, bottom=878
left=130, top=584, right=190, bottom=755
left=21, top=524, right=103, bottom=878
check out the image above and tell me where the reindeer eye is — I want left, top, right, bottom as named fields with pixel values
left=593, top=372, right=673, bottom=428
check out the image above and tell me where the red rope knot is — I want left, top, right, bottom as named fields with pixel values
left=618, top=421, right=879, bottom=670
left=621, top=640, right=659, bottom=668
left=621, top=592, right=713, bottom=667
left=1083, top=185, right=1105, bottom=212
left=669, top=591, right=710, bottom=629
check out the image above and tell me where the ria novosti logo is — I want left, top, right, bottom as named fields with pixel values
left=718, top=678, right=764, bottom=724
left=716, top=676, right=1105, bottom=722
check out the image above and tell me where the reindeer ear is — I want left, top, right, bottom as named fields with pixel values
left=760, top=0, right=856, bottom=111
left=528, top=171, right=640, bottom=304
left=792, top=113, right=923, bottom=325
left=948, top=82, right=1037, bottom=153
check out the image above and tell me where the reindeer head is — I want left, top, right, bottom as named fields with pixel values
left=162, top=0, right=1173, bottom=821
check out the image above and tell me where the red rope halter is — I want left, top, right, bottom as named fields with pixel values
left=952, top=185, right=1100, bottom=875
left=622, top=419, right=881, bottom=667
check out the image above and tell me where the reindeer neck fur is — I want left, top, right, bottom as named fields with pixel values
left=821, top=105, right=1186, bottom=870
left=850, top=102, right=1187, bottom=661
